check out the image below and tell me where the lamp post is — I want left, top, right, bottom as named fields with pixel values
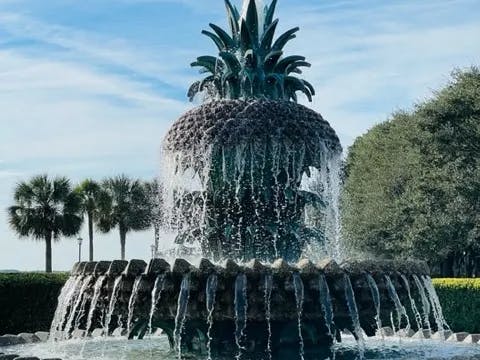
left=77, top=237, right=83, bottom=262
left=150, top=245, right=156, bottom=259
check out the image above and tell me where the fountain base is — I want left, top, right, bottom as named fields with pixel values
left=50, top=258, right=444, bottom=358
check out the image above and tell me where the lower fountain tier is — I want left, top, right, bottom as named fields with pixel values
left=51, top=258, right=443, bottom=358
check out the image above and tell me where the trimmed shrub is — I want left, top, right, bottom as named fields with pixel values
left=433, top=278, right=480, bottom=333
left=0, top=272, right=68, bottom=335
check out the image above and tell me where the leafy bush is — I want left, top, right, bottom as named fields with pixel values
left=433, top=278, right=480, bottom=333
left=0, top=272, right=68, bottom=335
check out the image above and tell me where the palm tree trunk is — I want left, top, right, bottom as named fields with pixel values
left=120, top=227, right=126, bottom=260
left=45, top=231, right=52, bottom=273
left=88, top=212, right=94, bottom=261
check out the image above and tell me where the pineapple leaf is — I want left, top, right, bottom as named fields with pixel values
left=192, top=55, right=222, bottom=73
left=244, top=49, right=258, bottom=68
left=199, top=75, right=215, bottom=91
left=202, top=30, right=225, bottom=51
left=275, top=55, right=306, bottom=74
left=301, top=86, right=313, bottom=102
left=240, top=19, right=253, bottom=52
left=187, top=81, right=200, bottom=101
left=303, top=80, right=316, bottom=96
left=189, top=0, right=315, bottom=103
left=285, top=76, right=306, bottom=89
left=260, top=19, right=279, bottom=53
left=209, top=24, right=235, bottom=49
left=224, top=0, right=240, bottom=35
left=221, top=71, right=234, bottom=88
left=246, top=0, right=259, bottom=45
left=285, top=76, right=312, bottom=102
left=291, top=91, right=298, bottom=103
left=286, top=60, right=311, bottom=74
left=272, top=27, right=300, bottom=51
left=219, top=51, right=242, bottom=73
left=264, top=0, right=278, bottom=28
left=264, top=50, right=283, bottom=72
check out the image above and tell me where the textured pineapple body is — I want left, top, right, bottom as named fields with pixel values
left=163, top=100, right=342, bottom=262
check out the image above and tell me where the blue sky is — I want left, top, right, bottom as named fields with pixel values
left=0, top=0, right=479, bottom=271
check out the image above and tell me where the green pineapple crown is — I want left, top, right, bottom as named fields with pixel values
left=188, top=0, right=315, bottom=103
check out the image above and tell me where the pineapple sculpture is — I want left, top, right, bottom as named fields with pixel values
left=163, top=0, right=342, bottom=262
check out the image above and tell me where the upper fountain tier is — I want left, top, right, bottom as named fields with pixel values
left=160, top=0, right=343, bottom=262
left=161, top=99, right=342, bottom=262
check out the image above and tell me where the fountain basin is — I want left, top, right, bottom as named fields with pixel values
left=3, top=334, right=480, bottom=360
left=48, top=258, right=449, bottom=359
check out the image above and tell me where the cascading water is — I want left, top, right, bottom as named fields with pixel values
left=74, top=286, right=91, bottom=333
left=162, top=102, right=343, bottom=263
left=264, top=273, right=273, bottom=360
left=174, top=274, right=191, bottom=358
left=324, top=154, right=344, bottom=261
left=344, top=274, right=364, bottom=355
left=40, top=258, right=462, bottom=360
left=319, top=274, right=334, bottom=338
left=127, top=276, right=142, bottom=336
left=85, top=275, right=106, bottom=334
left=365, top=274, right=382, bottom=334
left=50, top=276, right=81, bottom=340
left=422, top=275, right=450, bottom=333
left=412, top=274, right=432, bottom=332
left=206, top=273, right=218, bottom=360
left=148, top=274, right=166, bottom=335
left=104, top=276, right=123, bottom=335
left=293, top=273, right=305, bottom=360
left=234, top=273, right=248, bottom=360
left=64, top=275, right=92, bottom=339
left=400, top=274, right=423, bottom=331
left=384, top=275, right=410, bottom=333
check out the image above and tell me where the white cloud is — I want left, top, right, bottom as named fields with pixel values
left=0, top=50, right=190, bottom=163
left=0, top=12, right=197, bottom=89
left=0, top=170, right=23, bottom=179
left=279, top=0, right=480, bottom=142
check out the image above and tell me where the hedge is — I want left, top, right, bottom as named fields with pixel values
left=433, top=278, right=480, bottom=333
left=0, top=273, right=69, bottom=335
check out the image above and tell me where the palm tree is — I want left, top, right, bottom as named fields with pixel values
left=75, top=179, right=101, bottom=261
left=8, top=175, right=83, bottom=272
left=96, top=175, right=152, bottom=260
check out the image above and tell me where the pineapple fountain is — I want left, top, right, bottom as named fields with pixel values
left=36, top=1, right=455, bottom=360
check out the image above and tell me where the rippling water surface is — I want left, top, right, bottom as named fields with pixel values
left=4, top=335, right=480, bottom=360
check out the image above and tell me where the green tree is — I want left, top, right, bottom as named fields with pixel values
left=8, top=175, right=83, bottom=272
left=75, top=179, right=101, bottom=261
left=413, top=67, right=480, bottom=274
left=342, top=112, right=421, bottom=257
left=96, top=175, right=152, bottom=260
left=342, top=67, right=480, bottom=274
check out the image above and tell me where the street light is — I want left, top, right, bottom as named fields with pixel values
left=150, top=245, right=156, bottom=259
left=77, top=237, right=83, bottom=262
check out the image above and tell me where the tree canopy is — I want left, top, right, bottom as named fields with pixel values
left=342, top=67, right=480, bottom=275
left=8, top=175, right=83, bottom=272
left=96, top=175, right=153, bottom=260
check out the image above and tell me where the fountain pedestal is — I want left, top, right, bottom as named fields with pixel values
left=50, top=258, right=444, bottom=359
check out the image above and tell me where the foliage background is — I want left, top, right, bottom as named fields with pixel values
left=342, top=67, right=480, bottom=276
left=433, top=278, right=480, bottom=333
left=0, top=273, right=69, bottom=334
